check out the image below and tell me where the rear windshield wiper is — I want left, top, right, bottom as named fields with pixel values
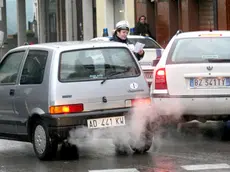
left=207, top=58, right=230, bottom=63
left=101, top=69, right=130, bottom=85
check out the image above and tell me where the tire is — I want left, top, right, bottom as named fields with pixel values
left=32, top=120, right=58, bottom=160
left=129, top=125, right=153, bottom=154
left=221, top=122, right=230, bottom=141
left=60, top=141, right=79, bottom=160
left=114, top=143, right=130, bottom=155
left=113, top=133, right=153, bottom=154
left=130, top=137, right=152, bottom=154
left=113, top=136, right=131, bottom=155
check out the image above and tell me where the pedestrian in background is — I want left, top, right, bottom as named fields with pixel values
left=134, top=15, right=156, bottom=40
left=110, top=20, right=145, bottom=61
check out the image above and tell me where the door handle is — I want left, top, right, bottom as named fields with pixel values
left=9, top=89, right=15, bottom=96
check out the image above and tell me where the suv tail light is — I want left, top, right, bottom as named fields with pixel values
left=155, top=68, right=167, bottom=89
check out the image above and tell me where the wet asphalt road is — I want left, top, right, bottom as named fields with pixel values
left=1, top=121, right=230, bottom=172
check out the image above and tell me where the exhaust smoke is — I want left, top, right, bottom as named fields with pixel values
left=67, top=100, right=184, bottom=156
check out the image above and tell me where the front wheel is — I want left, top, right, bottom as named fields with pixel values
left=32, top=120, right=58, bottom=160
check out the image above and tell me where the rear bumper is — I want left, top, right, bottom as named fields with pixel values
left=152, top=94, right=230, bottom=120
left=42, top=108, right=132, bottom=140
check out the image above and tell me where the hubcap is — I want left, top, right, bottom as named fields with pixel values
left=34, top=125, right=46, bottom=155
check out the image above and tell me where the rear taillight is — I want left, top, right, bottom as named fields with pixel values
left=155, top=68, right=167, bottom=89
left=49, top=104, right=84, bottom=115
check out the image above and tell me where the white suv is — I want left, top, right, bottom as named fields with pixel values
left=151, top=30, right=230, bottom=122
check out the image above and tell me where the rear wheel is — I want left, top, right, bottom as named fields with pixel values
left=32, top=120, right=58, bottom=160
left=129, top=131, right=153, bottom=154
left=113, top=136, right=131, bottom=155
left=60, top=141, right=79, bottom=160
left=130, top=142, right=152, bottom=154
left=221, top=122, right=230, bottom=141
left=114, top=143, right=130, bottom=155
left=129, top=121, right=154, bottom=154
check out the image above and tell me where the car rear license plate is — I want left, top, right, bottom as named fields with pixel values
left=144, top=72, right=153, bottom=79
left=190, top=77, right=230, bottom=88
left=87, top=116, right=125, bottom=129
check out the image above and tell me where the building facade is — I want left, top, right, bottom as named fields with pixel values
left=6, top=0, right=34, bottom=35
left=135, top=0, right=230, bottom=48
left=34, top=0, right=136, bottom=43
left=35, top=0, right=96, bottom=43
left=96, top=0, right=135, bottom=37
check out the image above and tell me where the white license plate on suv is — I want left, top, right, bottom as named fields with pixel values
left=190, top=77, right=230, bottom=88
left=87, top=116, right=125, bottom=129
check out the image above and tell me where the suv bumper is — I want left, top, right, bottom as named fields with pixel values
left=152, top=94, right=230, bottom=121
left=43, top=108, right=132, bottom=141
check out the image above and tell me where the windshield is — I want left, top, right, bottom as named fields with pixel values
left=128, top=38, right=161, bottom=49
left=167, top=37, right=230, bottom=64
left=59, top=47, right=140, bottom=82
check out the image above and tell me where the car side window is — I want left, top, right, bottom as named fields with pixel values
left=20, top=50, right=48, bottom=85
left=0, top=51, right=25, bottom=84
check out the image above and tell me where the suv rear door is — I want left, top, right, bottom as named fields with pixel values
left=165, top=35, right=230, bottom=96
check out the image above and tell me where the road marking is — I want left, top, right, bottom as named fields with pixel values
left=181, top=163, right=230, bottom=171
left=89, top=168, right=139, bottom=172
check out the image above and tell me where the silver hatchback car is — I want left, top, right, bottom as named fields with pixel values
left=0, top=41, right=151, bottom=160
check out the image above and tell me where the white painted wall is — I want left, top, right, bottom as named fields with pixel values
left=96, top=0, right=135, bottom=37
left=16, top=0, right=26, bottom=46
left=83, top=0, right=93, bottom=40
left=105, top=0, right=114, bottom=36
left=72, top=0, right=77, bottom=40
left=65, top=0, right=73, bottom=41
left=38, top=0, right=45, bottom=43
left=114, top=0, right=125, bottom=25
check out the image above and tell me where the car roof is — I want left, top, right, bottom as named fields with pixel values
left=175, top=30, right=230, bottom=39
left=12, top=41, right=129, bottom=52
left=91, top=35, right=153, bottom=39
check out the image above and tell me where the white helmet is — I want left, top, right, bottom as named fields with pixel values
left=115, top=20, right=130, bottom=30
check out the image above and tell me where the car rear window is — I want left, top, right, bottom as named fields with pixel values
left=59, top=47, right=140, bottom=82
left=167, top=37, right=230, bottom=64
left=129, top=38, right=161, bottom=49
